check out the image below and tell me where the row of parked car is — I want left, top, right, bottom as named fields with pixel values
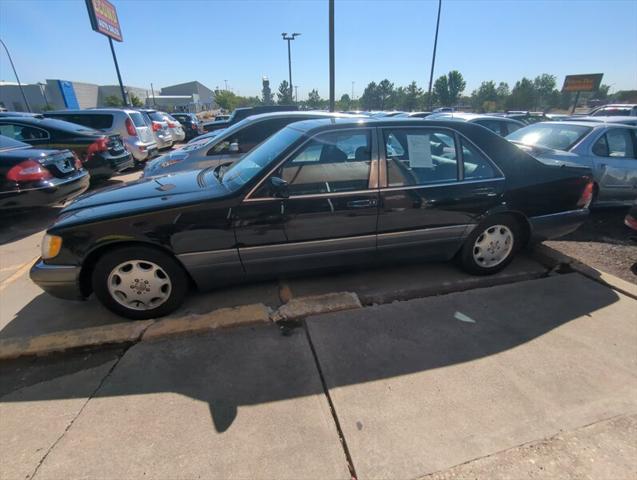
left=0, top=108, right=206, bottom=210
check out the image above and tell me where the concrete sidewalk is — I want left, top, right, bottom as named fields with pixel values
left=1, top=273, right=635, bottom=479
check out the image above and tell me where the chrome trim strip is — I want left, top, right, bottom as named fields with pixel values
left=239, top=233, right=377, bottom=252
left=529, top=208, right=588, bottom=220
left=243, top=189, right=378, bottom=202
left=178, top=248, right=238, bottom=257
left=379, top=177, right=505, bottom=193
left=377, top=224, right=472, bottom=239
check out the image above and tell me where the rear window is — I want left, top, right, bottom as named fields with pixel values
left=46, top=113, right=113, bottom=130
left=149, top=112, right=166, bottom=122
left=507, top=123, right=592, bottom=151
left=129, top=112, right=146, bottom=127
left=39, top=118, right=99, bottom=135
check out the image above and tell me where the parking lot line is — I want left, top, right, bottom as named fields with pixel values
left=0, top=257, right=38, bottom=292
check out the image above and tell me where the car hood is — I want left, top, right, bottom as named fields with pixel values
left=143, top=139, right=213, bottom=177
left=53, top=169, right=233, bottom=229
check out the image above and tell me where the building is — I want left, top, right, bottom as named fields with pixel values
left=159, top=81, right=215, bottom=111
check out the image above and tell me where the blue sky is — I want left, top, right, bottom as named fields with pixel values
left=1, top=0, right=636, bottom=100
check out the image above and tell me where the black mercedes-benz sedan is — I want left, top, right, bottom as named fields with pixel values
left=30, top=118, right=593, bottom=319
left=0, top=135, right=90, bottom=210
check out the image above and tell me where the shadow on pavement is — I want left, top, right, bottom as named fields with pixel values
left=0, top=208, right=63, bottom=245
left=0, top=274, right=623, bottom=434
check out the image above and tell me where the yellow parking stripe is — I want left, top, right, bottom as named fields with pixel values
left=0, top=257, right=38, bottom=292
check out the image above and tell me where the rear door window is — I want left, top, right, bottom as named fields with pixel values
left=129, top=112, right=146, bottom=128
left=600, top=129, right=636, bottom=158
left=461, top=138, right=500, bottom=180
left=0, top=123, right=49, bottom=141
left=383, top=128, right=458, bottom=186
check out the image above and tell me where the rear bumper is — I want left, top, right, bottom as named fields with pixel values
left=0, top=171, right=90, bottom=210
left=30, top=260, right=84, bottom=300
left=529, top=208, right=589, bottom=241
left=85, top=152, right=134, bottom=179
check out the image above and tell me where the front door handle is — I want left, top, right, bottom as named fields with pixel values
left=471, top=187, right=497, bottom=197
left=347, top=199, right=377, bottom=208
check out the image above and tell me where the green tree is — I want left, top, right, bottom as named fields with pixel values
left=507, top=78, right=536, bottom=110
left=261, top=77, right=273, bottom=105
left=401, top=81, right=423, bottom=111
left=277, top=80, right=293, bottom=104
left=496, top=82, right=510, bottom=109
left=103, top=95, right=123, bottom=107
left=433, top=75, right=450, bottom=106
left=596, top=84, right=611, bottom=100
left=129, top=94, right=143, bottom=107
left=337, top=93, right=352, bottom=111
left=359, top=81, right=380, bottom=110
left=306, top=89, right=323, bottom=109
left=377, top=79, right=395, bottom=110
left=447, top=70, right=466, bottom=106
left=533, top=74, right=556, bottom=110
left=471, top=81, right=498, bottom=112
left=214, top=89, right=239, bottom=111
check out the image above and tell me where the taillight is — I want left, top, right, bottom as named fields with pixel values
left=73, top=152, right=83, bottom=169
left=87, top=137, right=109, bottom=157
left=125, top=117, right=137, bottom=136
left=152, top=122, right=161, bottom=132
left=167, top=121, right=176, bottom=128
left=577, top=180, right=594, bottom=209
left=625, top=213, right=637, bottom=231
left=7, top=159, right=53, bottom=183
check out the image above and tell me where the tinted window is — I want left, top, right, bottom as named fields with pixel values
left=273, top=130, right=372, bottom=196
left=461, top=139, right=499, bottom=180
left=474, top=119, right=505, bottom=136
left=148, top=112, right=166, bottom=122
left=129, top=112, right=146, bottom=127
left=209, top=118, right=293, bottom=155
left=507, top=123, right=591, bottom=151
left=47, top=114, right=112, bottom=130
left=384, top=128, right=458, bottom=186
left=39, top=118, right=97, bottom=134
left=0, top=123, right=48, bottom=141
left=594, top=129, right=636, bottom=158
left=505, top=121, right=522, bottom=135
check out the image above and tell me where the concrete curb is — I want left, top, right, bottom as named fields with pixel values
left=271, top=292, right=362, bottom=322
left=143, top=304, right=271, bottom=341
left=357, top=268, right=546, bottom=306
left=0, top=320, right=154, bottom=361
left=531, top=244, right=637, bottom=301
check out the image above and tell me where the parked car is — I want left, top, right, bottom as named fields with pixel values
left=563, top=116, right=637, bottom=127
left=427, top=112, right=525, bottom=136
left=202, top=105, right=299, bottom=132
left=0, top=135, right=89, bottom=210
left=498, top=111, right=550, bottom=124
left=214, top=114, right=230, bottom=121
left=144, top=111, right=362, bottom=177
left=136, top=109, right=173, bottom=150
left=0, top=116, right=133, bottom=180
left=170, top=113, right=204, bottom=141
left=44, top=109, right=158, bottom=163
left=161, top=113, right=186, bottom=143
left=589, top=104, right=637, bottom=117
left=0, top=112, right=43, bottom=118
left=31, top=118, right=593, bottom=319
left=625, top=201, right=637, bottom=231
left=395, top=112, right=432, bottom=118
left=507, top=121, right=637, bottom=206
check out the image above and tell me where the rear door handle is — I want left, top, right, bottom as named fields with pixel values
left=347, top=199, right=377, bottom=208
left=471, top=187, right=497, bottom=197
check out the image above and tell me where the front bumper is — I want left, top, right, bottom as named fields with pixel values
left=529, top=208, right=589, bottom=241
left=30, top=260, right=84, bottom=300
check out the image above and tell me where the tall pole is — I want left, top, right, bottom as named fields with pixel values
left=427, top=0, right=442, bottom=111
left=282, top=33, right=300, bottom=103
left=108, top=37, right=128, bottom=107
left=329, top=0, right=335, bottom=112
left=150, top=83, right=157, bottom=106
left=351, top=81, right=355, bottom=100
left=224, top=79, right=228, bottom=90
left=0, top=38, right=31, bottom=112
left=294, top=85, right=298, bottom=102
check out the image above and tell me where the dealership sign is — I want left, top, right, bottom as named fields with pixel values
left=562, top=74, right=603, bottom=93
left=85, top=0, right=123, bottom=42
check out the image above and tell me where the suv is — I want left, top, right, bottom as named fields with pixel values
left=44, top=109, right=158, bottom=163
left=202, top=105, right=299, bottom=132
left=589, top=104, right=637, bottom=117
left=136, top=109, right=173, bottom=150
left=170, top=112, right=204, bottom=141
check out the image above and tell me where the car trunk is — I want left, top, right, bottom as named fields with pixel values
left=107, top=134, right=126, bottom=155
left=38, top=150, right=80, bottom=179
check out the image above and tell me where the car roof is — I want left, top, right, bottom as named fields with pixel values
left=47, top=108, right=139, bottom=115
left=571, top=115, right=637, bottom=123
left=239, top=110, right=364, bottom=123
left=429, top=112, right=524, bottom=123
left=526, top=120, right=636, bottom=129
left=285, top=117, right=478, bottom=134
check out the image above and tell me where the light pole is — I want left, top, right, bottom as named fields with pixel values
left=37, top=82, right=50, bottom=110
left=0, top=38, right=31, bottom=112
left=351, top=81, right=355, bottom=100
left=224, top=79, right=228, bottom=90
left=328, top=0, right=335, bottom=112
left=281, top=32, right=300, bottom=102
left=294, top=85, right=298, bottom=102
left=427, top=0, right=442, bottom=111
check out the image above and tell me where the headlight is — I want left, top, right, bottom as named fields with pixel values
left=42, top=234, right=63, bottom=260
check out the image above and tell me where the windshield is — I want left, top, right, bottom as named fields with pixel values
left=0, top=135, right=30, bottom=150
left=506, top=123, right=592, bottom=151
left=222, top=127, right=304, bottom=189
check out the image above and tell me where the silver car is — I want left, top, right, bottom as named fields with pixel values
left=426, top=112, right=525, bottom=136
left=44, top=108, right=158, bottom=162
left=507, top=121, right=637, bottom=206
left=564, top=116, right=637, bottom=127
left=143, top=111, right=362, bottom=177
left=161, top=112, right=186, bottom=143
left=137, top=109, right=173, bottom=150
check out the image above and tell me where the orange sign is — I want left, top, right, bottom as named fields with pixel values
left=86, top=0, right=123, bottom=42
left=562, top=74, right=603, bottom=93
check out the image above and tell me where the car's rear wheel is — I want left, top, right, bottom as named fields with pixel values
left=459, top=215, right=520, bottom=275
left=92, top=246, right=188, bottom=319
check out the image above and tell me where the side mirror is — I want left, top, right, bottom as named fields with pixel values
left=270, top=176, right=289, bottom=198
left=229, top=142, right=239, bottom=153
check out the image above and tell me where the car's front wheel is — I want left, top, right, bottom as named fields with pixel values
left=459, top=215, right=520, bottom=275
left=92, top=246, right=188, bottom=319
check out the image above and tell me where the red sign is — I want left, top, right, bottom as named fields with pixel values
left=562, top=74, right=603, bottom=93
left=85, top=0, right=123, bottom=42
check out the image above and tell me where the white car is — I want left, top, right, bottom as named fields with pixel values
left=162, top=113, right=186, bottom=143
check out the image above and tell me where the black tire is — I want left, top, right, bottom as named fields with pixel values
left=92, top=246, right=188, bottom=320
left=459, top=215, right=520, bottom=275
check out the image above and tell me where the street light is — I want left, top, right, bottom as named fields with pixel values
left=427, top=0, right=442, bottom=111
left=281, top=32, right=301, bottom=102
left=0, top=38, right=31, bottom=112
